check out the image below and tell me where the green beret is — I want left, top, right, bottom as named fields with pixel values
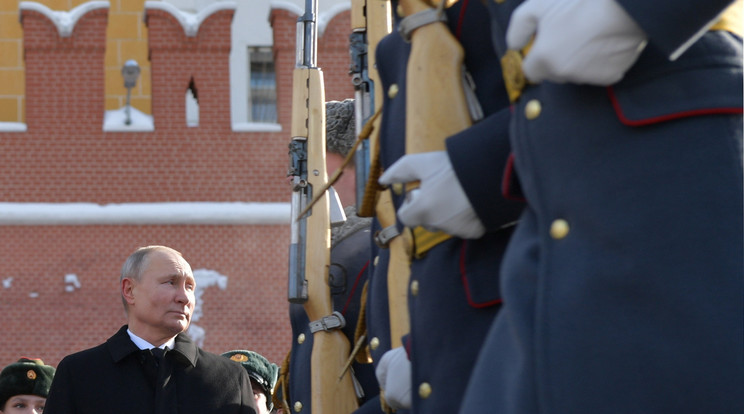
left=222, top=350, right=278, bottom=409
left=0, top=358, right=55, bottom=409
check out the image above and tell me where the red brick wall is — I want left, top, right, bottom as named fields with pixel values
left=0, top=225, right=289, bottom=365
left=21, top=7, right=108, bottom=131
left=319, top=11, right=354, bottom=102
left=0, top=4, right=354, bottom=368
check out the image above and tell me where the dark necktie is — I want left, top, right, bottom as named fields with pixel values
left=151, top=347, right=165, bottom=367
left=152, top=347, right=177, bottom=414
left=138, top=347, right=177, bottom=413
left=140, top=347, right=166, bottom=386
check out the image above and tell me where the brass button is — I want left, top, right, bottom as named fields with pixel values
left=388, top=84, right=399, bottom=99
left=297, top=333, right=306, bottom=344
left=525, top=99, right=541, bottom=120
left=293, top=401, right=303, bottom=412
left=374, top=255, right=379, bottom=266
left=418, top=382, right=432, bottom=399
left=392, top=182, right=404, bottom=196
left=396, top=4, right=404, bottom=17
left=410, top=280, right=419, bottom=296
left=370, top=337, right=380, bottom=350
left=494, top=0, right=506, bottom=3
left=550, top=219, right=570, bottom=239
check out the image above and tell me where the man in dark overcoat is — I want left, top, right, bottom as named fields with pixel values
left=45, top=245, right=258, bottom=414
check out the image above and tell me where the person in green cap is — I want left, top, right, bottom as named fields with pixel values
left=0, top=358, right=55, bottom=414
left=222, top=350, right=279, bottom=414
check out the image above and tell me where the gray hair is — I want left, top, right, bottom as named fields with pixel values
left=120, top=245, right=183, bottom=309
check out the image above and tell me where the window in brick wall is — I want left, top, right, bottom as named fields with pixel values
left=248, top=47, right=277, bottom=123
left=186, top=77, right=199, bottom=127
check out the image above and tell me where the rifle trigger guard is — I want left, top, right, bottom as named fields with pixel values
left=398, top=9, right=447, bottom=42
left=309, top=311, right=346, bottom=333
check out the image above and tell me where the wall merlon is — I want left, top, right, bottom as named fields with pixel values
left=143, top=0, right=235, bottom=38
left=19, top=1, right=109, bottom=38
left=144, top=3, right=235, bottom=129
left=20, top=1, right=107, bottom=130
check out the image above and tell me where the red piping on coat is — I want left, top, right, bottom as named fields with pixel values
left=341, top=260, right=369, bottom=316
left=502, top=153, right=527, bottom=202
left=455, top=0, right=469, bottom=40
left=460, top=240, right=503, bottom=308
left=607, top=86, right=743, bottom=127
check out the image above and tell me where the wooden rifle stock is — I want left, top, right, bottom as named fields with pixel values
left=376, top=189, right=412, bottom=348
left=350, top=0, right=413, bottom=349
left=402, top=0, right=471, bottom=154
left=288, top=1, right=359, bottom=411
left=361, top=0, right=471, bottom=350
left=399, top=0, right=471, bottom=259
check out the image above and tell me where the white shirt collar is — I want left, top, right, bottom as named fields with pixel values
left=127, top=328, right=176, bottom=350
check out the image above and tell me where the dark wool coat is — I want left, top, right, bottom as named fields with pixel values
left=45, top=326, right=257, bottom=414
left=459, top=0, right=744, bottom=412
left=358, top=0, right=523, bottom=412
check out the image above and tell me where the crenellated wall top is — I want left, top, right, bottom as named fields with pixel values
left=19, top=1, right=109, bottom=38
left=144, top=0, right=236, bottom=37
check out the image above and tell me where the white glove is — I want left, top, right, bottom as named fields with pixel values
left=507, top=0, right=647, bottom=85
left=378, top=151, right=486, bottom=239
left=375, top=347, right=412, bottom=410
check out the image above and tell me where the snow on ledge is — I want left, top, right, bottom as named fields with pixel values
left=232, top=122, right=282, bottom=133
left=19, top=1, right=109, bottom=38
left=103, top=106, right=155, bottom=132
left=0, top=122, right=27, bottom=132
left=0, top=202, right=291, bottom=225
left=144, top=0, right=237, bottom=37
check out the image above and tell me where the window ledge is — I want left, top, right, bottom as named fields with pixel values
left=0, top=122, right=27, bottom=132
left=232, top=122, right=282, bottom=132
left=103, top=107, right=155, bottom=132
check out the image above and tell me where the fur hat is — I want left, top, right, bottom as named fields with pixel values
left=222, top=350, right=279, bottom=410
left=0, top=358, right=55, bottom=409
left=326, top=99, right=356, bottom=157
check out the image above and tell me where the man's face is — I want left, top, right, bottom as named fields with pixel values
left=125, top=250, right=195, bottom=342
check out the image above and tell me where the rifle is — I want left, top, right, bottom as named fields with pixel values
left=398, top=0, right=482, bottom=258
left=287, top=0, right=359, bottom=411
left=350, top=0, right=391, bottom=210
left=401, top=0, right=474, bottom=154
left=349, top=0, right=412, bottom=351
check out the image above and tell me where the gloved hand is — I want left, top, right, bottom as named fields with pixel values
left=507, top=0, right=647, bottom=85
left=375, top=347, right=412, bottom=410
left=378, top=151, right=486, bottom=239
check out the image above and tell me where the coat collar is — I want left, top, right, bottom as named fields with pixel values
left=107, top=325, right=199, bottom=368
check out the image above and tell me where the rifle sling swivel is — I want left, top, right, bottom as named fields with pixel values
left=309, top=311, right=346, bottom=333
left=398, top=9, right=447, bottom=42
left=374, top=225, right=400, bottom=248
